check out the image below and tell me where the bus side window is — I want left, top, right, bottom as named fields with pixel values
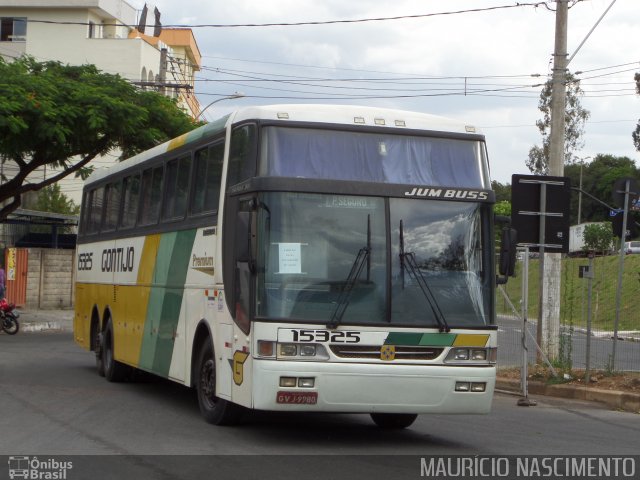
left=191, top=142, right=224, bottom=216
left=103, top=180, right=122, bottom=232
left=120, top=173, right=141, bottom=229
left=226, top=124, right=256, bottom=187
left=79, top=190, right=90, bottom=235
left=87, top=186, right=104, bottom=234
left=139, top=166, right=163, bottom=226
left=162, top=154, right=191, bottom=221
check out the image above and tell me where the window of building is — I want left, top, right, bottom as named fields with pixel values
left=0, top=17, right=27, bottom=42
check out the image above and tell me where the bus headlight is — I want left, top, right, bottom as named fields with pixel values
left=471, top=349, right=487, bottom=361
left=445, top=347, right=496, bottom=364
left=278, top=343, right=298, bottom=357
left=275, top=343, right=329, bottom=361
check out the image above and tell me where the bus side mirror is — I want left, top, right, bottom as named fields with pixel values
left=495, top=215, right=517, bottom=285
left=499, top=227, right=518, bottom=277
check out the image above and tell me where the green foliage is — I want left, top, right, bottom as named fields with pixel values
left=526, top=74, right=590, bottom=175
left=582, top=223, right=614, bottom=255
left=494, top=200, right=511, bottom=217
left=0, top=56, right=200, bottom=219
left=564, top=155, right=640, bottom=225
left=33, top=184, right=79, bottom=216
left=491, top=180, right=511, bottom=203
left=498, top=254, right=640, bottom=331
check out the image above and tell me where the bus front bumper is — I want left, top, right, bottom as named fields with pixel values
left=252, top=360, right=496, bottom=414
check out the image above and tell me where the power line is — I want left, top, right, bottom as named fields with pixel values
left=26, top=2, right=551, bottom=29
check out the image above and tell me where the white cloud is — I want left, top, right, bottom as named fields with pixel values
left=138, top=0, right=640, bottom=184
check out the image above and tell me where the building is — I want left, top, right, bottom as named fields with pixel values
left=0, top=0, right=201, bottom=117
left=0, top=0, right=202, bottom=205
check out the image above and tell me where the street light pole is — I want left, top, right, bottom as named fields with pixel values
left=197, top=92, right=245, bottom=120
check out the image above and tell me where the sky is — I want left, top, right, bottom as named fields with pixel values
left=129, top=0, right=640, bottom=186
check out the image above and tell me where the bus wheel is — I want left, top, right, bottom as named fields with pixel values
left=370, top=413, right=418, bottom=429
left=102, top=319, right=129, bottom=382
left=93, top=321, right=105, bottom=377
left=196, top=341, right=241, bottom=425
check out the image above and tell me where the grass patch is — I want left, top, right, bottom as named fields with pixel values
left=497, top=254, right=640, bottom=331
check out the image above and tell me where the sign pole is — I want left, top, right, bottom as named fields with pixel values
left=518, top=246, right=537, bottom=406
left=536, top=183, right=546, bottom=362
left=611, top=179, right=630, bottom=370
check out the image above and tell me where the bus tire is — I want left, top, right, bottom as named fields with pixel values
left=370, top=413, right=418, bottom=429
left=102, top=319, right=129, bottom=382
left=93, top=320, right=105, bottom=377
left=196, top=341, right=241, bottom=425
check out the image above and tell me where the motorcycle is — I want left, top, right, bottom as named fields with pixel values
left=0, top=298, right=19, bottom=335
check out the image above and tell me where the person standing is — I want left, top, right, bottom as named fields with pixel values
left=0, top=265, right=5, bottom=299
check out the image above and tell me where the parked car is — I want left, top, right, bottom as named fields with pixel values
left=624, top=241, right=640, bottom=254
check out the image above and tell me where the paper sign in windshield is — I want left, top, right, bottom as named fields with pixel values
left=278, top=243, right=302, bottom=274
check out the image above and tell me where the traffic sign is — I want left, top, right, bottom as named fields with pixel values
left=510, top=174, right=571, bottom=253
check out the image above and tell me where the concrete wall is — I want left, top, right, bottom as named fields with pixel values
left=26, top=248, right=75, bottom=309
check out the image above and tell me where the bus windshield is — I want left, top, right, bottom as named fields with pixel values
left=260, top=126, right=487, bottom=188
left=255, top=192, right=492, bottom=327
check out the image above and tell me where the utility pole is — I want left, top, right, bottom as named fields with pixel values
left=538, top=0, right=568, bottom=359
left=158, top=47, right=168, bottom=97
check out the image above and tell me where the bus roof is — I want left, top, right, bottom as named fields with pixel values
left=84, top=104, right=481, bottom=187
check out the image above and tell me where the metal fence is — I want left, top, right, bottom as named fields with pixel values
left=496, top=250, right=640, bottom=376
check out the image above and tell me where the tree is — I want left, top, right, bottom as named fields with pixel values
left=491, top=180, right=511, bottom=203
left=582, top=223, right=613, bottom=256
left=33, top=184, right=80, bottom=216
left=526, top=73, right=590, bottom=175
left=633, top=72, right=640, bottom=151
left=0, top=56, right=199, bottom=219
left=564, top=155, right=640, bottom=224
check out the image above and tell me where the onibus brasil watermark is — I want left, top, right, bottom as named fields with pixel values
left=420, top=456, right=636, bottom=478
left=7, top=456, right=72, bottom=480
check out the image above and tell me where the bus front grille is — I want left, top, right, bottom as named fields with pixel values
left=329, top=345, right=443, bottom=360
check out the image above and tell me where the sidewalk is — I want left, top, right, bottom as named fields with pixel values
left=496, top=377, right=640, bottom=414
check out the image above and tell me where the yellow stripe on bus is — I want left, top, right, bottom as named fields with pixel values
left=168, top=133, right=188, bottom=152
left=452, top=334, right=489, bottom=347
left=116, top=235, right=162, bottom=366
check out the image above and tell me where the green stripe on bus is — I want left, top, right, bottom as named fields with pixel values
left=384, top=332, right=457, bottom=346
left=139, top=229, right=197, bottom=376
left=384, top=332, right=423, bottom=346
left=153, top=229, right=197, bottom=376
left=418, top=333, right=457, bottom=346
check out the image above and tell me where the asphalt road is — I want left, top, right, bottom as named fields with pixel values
left=1, top=332, right=639, bottom=479
left=497, top=316, right=640, bottom=371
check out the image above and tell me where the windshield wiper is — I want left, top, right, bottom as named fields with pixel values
left=399, top=220, right=450, bottom=333
left=327, top=215, right=371, bottom=329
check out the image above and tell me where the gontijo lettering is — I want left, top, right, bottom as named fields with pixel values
left=101, top=247, right=135, bottom=272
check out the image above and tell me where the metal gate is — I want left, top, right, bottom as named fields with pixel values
left=5, top=247, right=28, bottom=306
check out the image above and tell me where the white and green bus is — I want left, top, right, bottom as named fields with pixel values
left=74, top=104, right=511, bottom=428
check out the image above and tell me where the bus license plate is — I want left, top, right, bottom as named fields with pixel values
left=276, top=391, right=318, bottom=405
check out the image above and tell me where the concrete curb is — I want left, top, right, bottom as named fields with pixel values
left=497, top=378, right=640, bottom=414
left=20, top=321, right=67, bottom=333
left=12, top=309, right=74, bottom=333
